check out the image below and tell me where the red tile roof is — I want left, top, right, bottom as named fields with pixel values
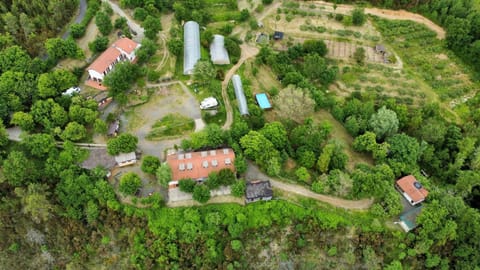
left=166, top=149, right=236, bottom=182
left=396, top=175, right=428, bottom=203
left=113, top=38, right=139, bottom=54
left=87, top=47, right=121, bottom=73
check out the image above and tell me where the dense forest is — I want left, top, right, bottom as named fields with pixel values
left=0, top=0, right=78, bottom=55
left=0, top=0, right=480, bottom=269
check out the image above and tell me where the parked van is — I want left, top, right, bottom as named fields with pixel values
left=200, top=97, right=218, bottom=109
left=200, top=97, right=218, bottom=110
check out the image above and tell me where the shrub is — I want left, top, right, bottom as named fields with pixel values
left=133, top=7, right=148, bottom=21
left=231, top=180, right=246, bottom=197
left=89, top=36, right=109, bottom=53
left=311, top=181, right=325, bottom=193
left=141, top=156, right=161, bottom=175
left=335, top=14, right=344, bottom=21
left=179, top=179, right=196, bottom=193
left=352, top=8, right=366, bottom=26
left=193, top=185, right=211, bottom=203
left=70, top=23, right=86, bottom=38
left=119, top=172, right=142, bottom=196
left=218, top=168, right=236, bottom=186
left=205, top=172, right=221, bottom=190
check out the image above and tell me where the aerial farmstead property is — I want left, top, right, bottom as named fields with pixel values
left=183, top=21, right=201, bottom=75
left=86, top=37, right=141, bottom=90
left=166, top=148, right=236, bottom=189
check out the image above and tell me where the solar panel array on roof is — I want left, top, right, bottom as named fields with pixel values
left=183, top=21, right=201, bottom=75
left=232, top=75, right=249, bottom=115
left=210, top=34, right=230, bottom=65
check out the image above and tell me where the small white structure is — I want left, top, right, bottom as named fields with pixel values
left=200, top=97, right=218, bottom=109
left=62, top=86, right=81, bottom=96
left=114, top=152, right=137, bottom=167
left=210, top=35, right=230, bottom=65
left=183, top=21, right=201, bottom=75
left=232, top=74, right=249, bottom=116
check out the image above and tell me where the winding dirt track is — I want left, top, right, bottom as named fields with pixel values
left=312, top=0, right=445, bottom=39
left=246, top=163, right=374, bottom=210
left=221, top=44, right=259, bottom=130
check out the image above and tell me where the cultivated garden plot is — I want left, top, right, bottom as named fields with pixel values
left=324, top=40, right=392, bottom=65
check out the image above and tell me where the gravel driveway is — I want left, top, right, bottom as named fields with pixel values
left=120, top=83, right=204, bottom=159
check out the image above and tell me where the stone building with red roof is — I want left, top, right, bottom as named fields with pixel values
left=166, top=148, right=236, bottom=189
left=395, top=175, right=429, bottom=206
left=86, top=38, right=140, bottom=90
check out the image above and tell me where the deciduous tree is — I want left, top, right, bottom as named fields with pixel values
left=369, top=106, right=399, bottom=140
left=61, top=121, right=87, bottom=141
left=193, top=184, right=211, bottom=203
left=15, top=183, right=53, bottom=224
left=193, top=60, right=216, bottom=86
left=95, top=11, right=113, bottom=36
left=142, top=15, right=162, bottom=40
left=107, top=133, right=138, bottom=155
left=141, top=155, right=161, bottom=175
left=156, top=163, right=172, bottom=188
left=273, top=85, right=315, bottom=123
left=119, top=172, right=142, bottom=196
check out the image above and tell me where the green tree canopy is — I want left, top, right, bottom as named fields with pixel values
left=14, top=183, right=53, bottom=224
left=22, top=133, right=56, bottom=158
left=141, top=155, right=161, bottom=175
left=38, top=69, right=77, bottom=98
left=156, top=163, right=172, bottom=188
left=368, top=106, right=399, bottom=140
left=142, top=15, right=162, bottom=40
left=192, top=184, right=211, bottom=203
left=61, top=121, right=87, bottom=142
left=95, top=11, right=113, bottom=36
left=193, top=60, right=216, bottom=86
left=119, top=172, right=142, bottom=195
left=3, top=151, right=38, bottom=187
left=260, top=121, right=288, bottom=150
left=107, top=133, right=138, bottom=155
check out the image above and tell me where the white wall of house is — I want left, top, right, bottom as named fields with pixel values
left=88, top=69, right=105, bottom=81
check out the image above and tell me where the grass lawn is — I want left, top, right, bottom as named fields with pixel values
left=146, top=113, right=195, bottom=140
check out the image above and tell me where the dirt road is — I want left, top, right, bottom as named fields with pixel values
left=246, top=162, right=373, bottom=210
left=221, top=44, right=259, bottom=130
left=105, top=0, right=145, bottom=42
left=312, top=0, right=445, bottom=39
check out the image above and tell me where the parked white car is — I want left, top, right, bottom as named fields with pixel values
left=62, top=86, right=81, bottom=96
left=200, top=97, right=218, bottom=109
